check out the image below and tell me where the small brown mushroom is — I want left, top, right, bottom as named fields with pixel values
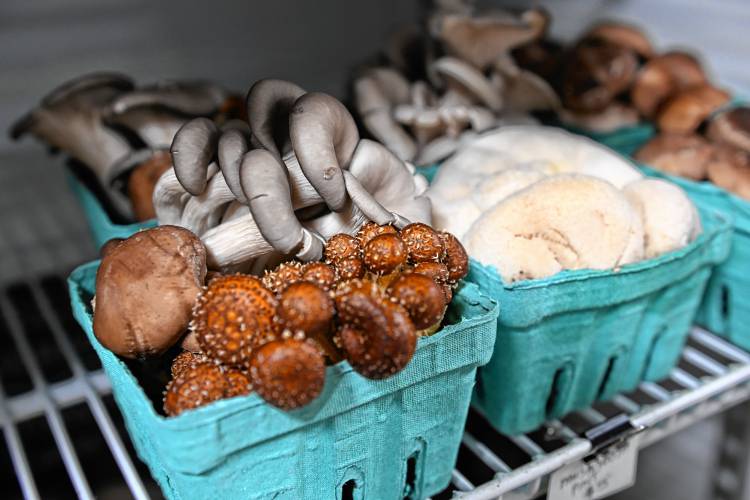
left=249, top=338, right=326, bottom=410
left=706, top=145, right=750, bottom=200
left=657, top=84, right=730, bottom=134
left=631, top=52, right=708, bottom=119
left=262, top=262, right=304, bottom=294
left=707, top=107, right=750, bottom=154
left=413, top=262, right=453, bottom=303
left=356, top=222, right=398, bottom=247
left=191, top=275, right=277, bottom=368
left=400, top=223, right=445, bottom=263
left=163, top=363, right=251, bottom=416
left=634, top=133, right=713, bottom=180
left=335, top=285, right=416, bottom=379
left=440, top=232, right=469, bottom=283
left=323, top=234, right=361, bottom=264
left=584, top=22, right=654, bottom=59
left=335, top=257, right=366, bottom=280
left=170, top=350, right=207, bottom=378
left=363, top=234, right=407, bottom=275
left=100, top=238, right=124, bottom=258
left=387, top=273, right=446, bottom=331
left=300, top=262, right=338, bottom=290
left=276, top=282, right=338, bottom=361
left=93, top=226, right=206, bottom=358
left=127, top=150, right=172, bottom=221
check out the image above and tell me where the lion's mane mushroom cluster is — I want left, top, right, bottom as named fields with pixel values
left=352, top=2, right=560, bottom=166
left=635, top=106, right=750, bottom=200
left=91, top=221, right=468, bottom=416
left=511, top=19, right=731, bottom=134
left=427, top=126, right=702, bottom=282
left=152, top=79, right=431, bottom=274
left=10, top=73, right=243, bottom=220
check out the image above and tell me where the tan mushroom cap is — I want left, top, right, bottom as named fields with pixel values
left=634, top=133, right=713, bottom=180
left=93, top=225, right=207, bottom=358
left=657, top=84, right=730, bottom=134
left=584, top=22, right=654, bottom=59
left=707, top=107, right=750, bottom=154
left=706, top=145, right=750, bottom=200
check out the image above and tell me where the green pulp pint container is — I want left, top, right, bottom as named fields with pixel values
left=468, top=207, right=731, bottom=435
left=640, top=165, right=750, bottom=351
left=66, top=174, right=154, bottom=248
left=68, top=261, right=498, bottom=500
left=560, top=123, right=655, bottom=157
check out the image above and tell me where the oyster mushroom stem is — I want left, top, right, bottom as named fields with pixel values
left=241, top=149, right=324, bottom=261
left=170, top=118, right=219, bottom=195
left=180, top=168, right=236, bottom=235
left=246, top=79, right=306, bottom=157
left=153, top=163, right=219, bottom=225
left=290, top=92, right=359, bottom=212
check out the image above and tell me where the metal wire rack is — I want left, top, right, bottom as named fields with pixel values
left=2, top=152, right=750, bottom=500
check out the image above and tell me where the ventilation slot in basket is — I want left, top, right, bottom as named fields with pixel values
left=596, top=356, right=618, bottom=400
left=642, top=325, right=669, bottom=380
left=341, top=479, right=357, bottom=500
left=721, top=285, right=731, bottom=324
left=403, top=452, right=419, bottom=499
left=545, top=366, right=568, bottom=417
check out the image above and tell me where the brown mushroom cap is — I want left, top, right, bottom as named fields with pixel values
left=300, top=262, right=338, bottom=290
left=171, top=350, right=207, bottom=378
left=249, top=338, right=326, bottom=410
left=262, top=262, right=303, bottom=294
left=413, top=262, right=453, bottom=303
left=706, top=145, right=750, bottom=200
left=323, top=234, right=361, bottom=264
left=164, top=363, right=250, bottom=416
left=634, top=133, right=713, bottom=180
left=100, top=238, right=124, bottom=258
left=400, top=223, right=445, bottom=263
left=335, top=257, right=366, bottom=280
left=93, top=225, right=206, bottom=358
left=335, top=287, right=416, bottom=379
left=387, top=273, right=446, bottom=330
left=356, top=222, right=398, bottom=247
left=584, top=22, right=654, bottom=59
left=363, top=233, right=407, bottom=275
left=440, top=232, right=469, bottom=283
left=707, top=107, right=750, bottom=154
left=277, top=282, right=334, bottom=338
left=127, top=150, right=172, bottom=221
left=192, top=275, right=277, bottom=368
left=654, top=51, right=707, bottom=89
left=657, top=84, right=730, bottom=134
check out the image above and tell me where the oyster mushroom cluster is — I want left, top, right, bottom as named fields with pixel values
left=10, top=73, right=242, bottom=220
left=427, top=126, right=702, bottom=282
left=635, top=107, right=750, bottom=200
left=90, top=221, right=468, bottom=415
left=514, top=20, right=730, bottom=134
left=353, top=1, right=560, bottom=166
left=154, top=79, right=431, bottom=273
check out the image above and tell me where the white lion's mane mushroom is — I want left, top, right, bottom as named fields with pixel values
left=428, top=125, right=642, bottom=238
left=93, top=225, right=207, bottom=358
left=463, top=174, right=645, bottom=283
left=623, top=178, right=702, bottom=258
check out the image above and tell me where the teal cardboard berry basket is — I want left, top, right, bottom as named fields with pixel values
left=561, top=122, right=655, bottom=157
left=467, top=207, right=731, bottom=435
left=640, top=165, right=750, bottom=351
left=66, top=173, right=154, bottom=248
left=68, top=261, right=498, bottom=500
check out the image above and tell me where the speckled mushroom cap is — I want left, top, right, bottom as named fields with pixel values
left=93, top=225, right=207, bottom=358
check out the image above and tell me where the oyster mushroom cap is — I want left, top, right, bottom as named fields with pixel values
left=93, top=225, right=207, bottom=358
left=246, top=79, right=306, bottom=158
left=108, top=80, right=229, bottom=117
left=170, top=118, right=220, bottom=195
left=707, top=107, right=750, bottom=154
left=217, top=122, right=252, bottom=203
left=503, top=69, right=561, bottom=113
left=289, top=92, right=359, bottom=212
left=432, top=57, right=503, bottom=111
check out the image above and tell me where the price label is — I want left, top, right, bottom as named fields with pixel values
left=548, top=434, right=641, bottom=500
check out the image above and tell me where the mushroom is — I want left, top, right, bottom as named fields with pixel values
left=246, top=79, right=306, bottom=158
left=126, top=150, right=173, bottom=221
left=634, top=133, right=714, bottom=180
left=179, top=168, right=236, bottom=235
left=164, top=362, right=250, bottom=416
left=217, top=122, right=252, bottom=202
left=335, top=281, right=417, bottom=379
left=656, top=84, right=730, bottom=134
left=324, top=233, right=362, bottom=264
left=362, top=233, right=407, bottom=275
left=558, top=103, right=640, bottom=134
left=707, top=107, right=750, bottom=154
left=387, top=273, right=446, bottom=330
left=300, top=262, right=338, bottom=291
left=191, top=274, right=277, bottom=368
left=276, top=282, right=339, bottom=361
left=249, top=338, right=326, bottom=410
left=400, top=222, right=445, bottom=263
left=170, top=118, right=220, bottom=195
left=439, top=232, right=469, bottom=283
left=631, top=52, right=708, bottom=119
left=93, top=225, right=207, bottom=358
left=583, top=22, right=654, bottom=59
left=706, top=145, right=750, bottom=200
left=432, top=57, right=503, bottom=111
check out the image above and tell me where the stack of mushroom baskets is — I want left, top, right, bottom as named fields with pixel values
left=352, top=2, right=560, bottom=171
left=67, top=79, right=499, bottom=499
left=10, top=73, right=244, bottom=246
left=425, top=125, right=732, bottom=434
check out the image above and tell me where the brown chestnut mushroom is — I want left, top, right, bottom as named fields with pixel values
left=387, top=273, right=446, bottom=331
left=335, top=257, right=366, bottom=280
left=262, top=261, right=303, bottom=294
left=100, top=237, right=124, bottom=258
left=300, top=262, right=338, bottom=290
left=634, top=134, right=713, bottom=180
left=249, top=338, right=326, bottom=410
left=276, top=282, right=339, bottom=361
left=631, top=52, right=707, bottom=119
left=399, top=222, right=445, bottom=263
left=191, top=275, right=277, bottom=368
left=584, top=22, right=654, bottom=59
left=356, top=221, right=398, bottom=247
left=363, top=233, right=407, bottom=275
left=323, top=234, right=361, bottom=264
left=657, top=84, right=730, bottom=134
left=440, top=232, right=469, bottom=283
left=163, top=363, right=251, bottom=416
left=126, top=150, right=172, bottom=221
left=335, top=286, right=417, bottom=379
left=707, top=107, right=750, bottom=154
left=706, top=145, right=750, bottom=200
left=413, top=261, right=453, bottom=303
left=93, top=225, right=206, bottom=358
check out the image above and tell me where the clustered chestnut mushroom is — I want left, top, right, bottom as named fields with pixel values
left=91, top=221, right=468, bottom=416
left=635, top=106, right=750, bottom=200
left=353, top=2, right=560, bottom=166
left=9, top=73, right=242, bottom=221
left=152, top=79, right=431, bottom=273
